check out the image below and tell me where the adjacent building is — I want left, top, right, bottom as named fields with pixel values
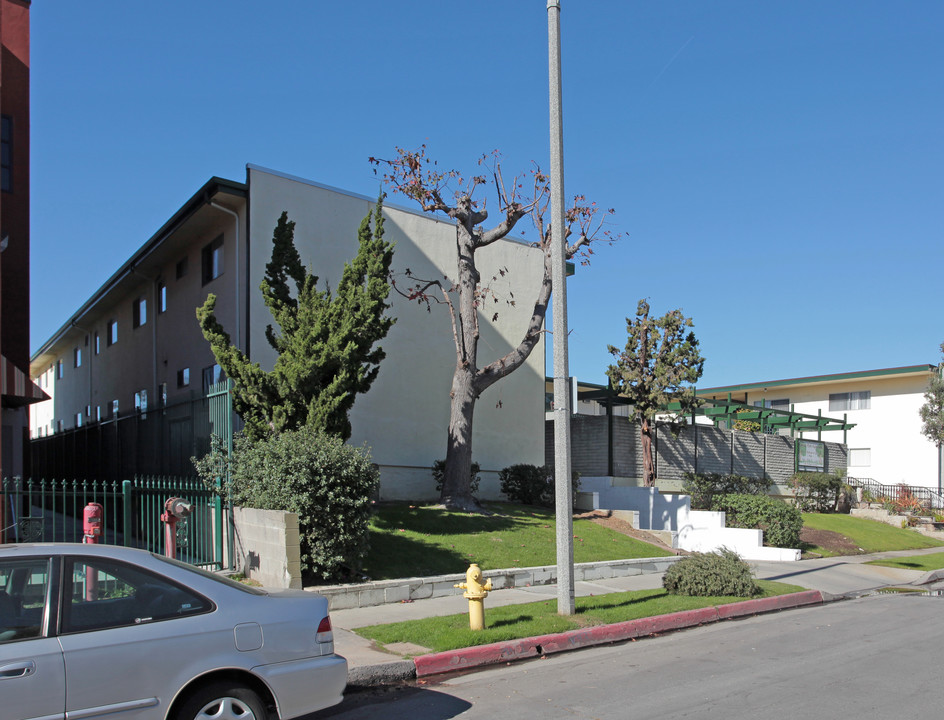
left=29, top=165, right=547, bottom=498
left=698, top=365, right=942, bottom=491
left=1, top=0, right=46, bottom=481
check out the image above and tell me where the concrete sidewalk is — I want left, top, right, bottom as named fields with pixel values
left=331, top=547, right=944, bottom=686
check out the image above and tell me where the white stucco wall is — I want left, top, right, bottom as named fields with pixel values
left=743, top=372, right=937, bottom=488
left=246, top=167, right=546, bottom=500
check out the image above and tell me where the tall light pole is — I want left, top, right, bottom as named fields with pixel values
left=547, top=0, right=575, bottom=616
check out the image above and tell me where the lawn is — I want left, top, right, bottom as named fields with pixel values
left=801, top=513, right=944, bottom=556
left=362, top=503, right=670, bottom=581
left=866, top=552, right=944, bottom=572
left=356, top=579, right=807, bottom=653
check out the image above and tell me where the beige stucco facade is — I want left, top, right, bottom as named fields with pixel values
left=699, top=366, right=941, bottom=491
left=30, top=166, right=546, bottom=499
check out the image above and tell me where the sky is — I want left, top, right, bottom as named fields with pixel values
left=30, top=1, right=943, bottom=389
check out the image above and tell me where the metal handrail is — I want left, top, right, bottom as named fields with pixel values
left=846, top=476, right=944, bottom=511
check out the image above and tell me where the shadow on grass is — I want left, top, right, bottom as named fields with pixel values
left=360, top=530, right=472, bottom=580
left=369, top=502, right=544, bottom=536
left=490, top=614, right=536, bottom=629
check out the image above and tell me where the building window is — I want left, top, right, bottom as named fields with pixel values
left=75, top=413, right=83, bottom=428
left=159, top=382, right=167, bottom=406
left=176, top=257, right=188, bottom=279
left=202, top=364, right=225, bottom=393
left=74, top=348, right=82, bottom=368
left=133, top=297, right=147, bottom=328
left=112, top=399, right=119, bottom=417
left=177, top=368, right=190, bottom=388
left=829, top=391, right=871, bottom=411
left=56, top=420, right=63, bottom=433
left=96, top=406, right=102, bottom=422
left=57, top=360, right=64, bottom=379
left=753, top=398, right=789, bottom=410
left=107, top=320, right=118, bottom=346
left=849, top=448, right=871, bottom=467
left=201, top=235, right=224, bottom=285
left=1, top=115, right=12, bottom=192
left=158, top=282, right=167, bottom=313
left=134, top=389, right=148, bottom=416
left=94, top=331, right=101, bottom=355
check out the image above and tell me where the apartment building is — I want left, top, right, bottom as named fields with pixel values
left=29, top=165, right=547, bottom=499
left=698, top=365, right=942, bottom=491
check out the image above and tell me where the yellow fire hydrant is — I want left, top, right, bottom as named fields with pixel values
left=455, top=563, right=493, bottom=630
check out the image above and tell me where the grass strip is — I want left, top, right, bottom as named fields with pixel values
left=355, top=580, right=806, bottom=654
left=363, top=502, right=671, bottom=581
left=802, top=513, right=944, bottom=556
left=866, top=551, right=944, bottom=572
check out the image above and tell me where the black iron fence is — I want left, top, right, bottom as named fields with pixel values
left=846, top=476, right=944, bottom=512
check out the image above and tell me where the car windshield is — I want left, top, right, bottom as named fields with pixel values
left=150, top=554, right=267, bottom=595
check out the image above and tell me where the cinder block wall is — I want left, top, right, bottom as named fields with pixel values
left=232, top=507, right=302, bottom=589
left=551, top=418, right=848, bottom=483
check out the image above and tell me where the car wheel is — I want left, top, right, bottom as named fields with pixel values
left=176, top=681, right=268, bottom=720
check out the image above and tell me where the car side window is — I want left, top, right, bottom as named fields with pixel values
left=61, top=557, right=211, bottom=633
left=0, top=558, right=50, bottom=643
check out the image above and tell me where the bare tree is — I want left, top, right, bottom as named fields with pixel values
left=370, top=146, right=618, bottom=511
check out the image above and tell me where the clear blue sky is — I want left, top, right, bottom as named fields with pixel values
left=30, top=1, right=943, bottom=388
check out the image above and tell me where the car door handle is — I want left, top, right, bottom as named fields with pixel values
left=0, top=660, right=36, bottom=679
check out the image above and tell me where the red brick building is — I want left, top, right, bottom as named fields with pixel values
left=1, top=0, right=44, bottom=482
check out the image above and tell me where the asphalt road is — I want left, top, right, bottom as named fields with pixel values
left=308, top=592, right=942, bottom=719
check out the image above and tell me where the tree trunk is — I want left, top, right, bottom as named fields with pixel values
left=440, top=364, right=482, bottom=511
left=640, top=416, right=656, bottom=487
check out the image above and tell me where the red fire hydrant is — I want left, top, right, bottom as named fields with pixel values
left=161, top=497, right=193, bottom=559
left=83, top=502, right=104, bottom=544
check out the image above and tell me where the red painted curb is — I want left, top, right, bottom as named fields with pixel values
left=412, top=591, right=826, bottom=678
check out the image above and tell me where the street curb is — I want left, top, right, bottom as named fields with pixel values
left=348, top=589, right=827, bottom=686
left=915, top=568, right=944, bottom=585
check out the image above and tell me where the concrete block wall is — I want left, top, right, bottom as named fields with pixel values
left=764, top=435, right=796, bottom=481
left=232, top=507, right=303, bottom=589
left=553, top=417, right=848, bottom=486
left=696, top=425, right=733, bottom=475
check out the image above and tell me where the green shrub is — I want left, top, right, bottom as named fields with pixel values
left=432, top=459, right=481, bottom=497
left=194, top=427, right=378, bottom=582
left=791, top=471, right=844, bottom=513
left=683, top=472, right=771, bottom=510
left=663, top=549, right=760, bottom=597
left=710, top=493, right=803, bottom=548
left=499, top=464, right=580, bottom=507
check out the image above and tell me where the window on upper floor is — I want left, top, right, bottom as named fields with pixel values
left=159, top=382, right=168, bottom=406
left=107, top=320, right=118, bottom=346
left=94, top=331, right=101, bottom=355
left=133, top=297, right=147, bottom=328
left=829, top=391, right=870, bottom=411
left=1, top=115, right=12, bottom=193
left=753, top=398, right=789, bottom=410
left=158, top=282, right=167, bottom=313
left=111, top=399, right=119, bottom=418
left=75, top=413, right=83, bottom=428
left=201, top=235, right=224, bottom=285
left=57, top=360, right=64, bottom=380
left=177, top=367, right=190, bottom=388
left=74, top=347, right=82, bottom=368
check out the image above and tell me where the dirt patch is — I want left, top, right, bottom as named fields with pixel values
left=578, top=510, right=682, bottom=555
left=799, top=527, right=864, bottom=556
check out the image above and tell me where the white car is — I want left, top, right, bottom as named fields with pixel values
left=0, top=543, right=347, bottom=720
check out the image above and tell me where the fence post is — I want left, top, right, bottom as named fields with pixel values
left=122, top=479, right=133, bottom=547
left=214, top=476, right=224, bottom=569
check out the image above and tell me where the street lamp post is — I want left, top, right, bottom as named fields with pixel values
left=547, top=0, right=575, bottom=616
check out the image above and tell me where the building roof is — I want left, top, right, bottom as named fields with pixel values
left=698, top=365, right=935, bottom=395
left=30, top=176, right=247, bottom=369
